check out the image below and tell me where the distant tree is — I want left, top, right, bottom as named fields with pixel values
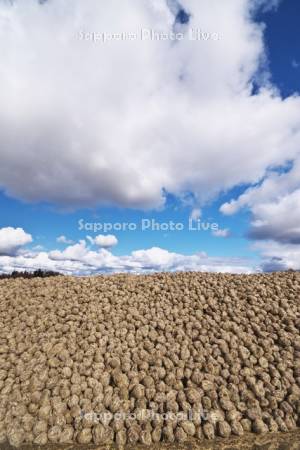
left=0, top=270, right=61, bottom=279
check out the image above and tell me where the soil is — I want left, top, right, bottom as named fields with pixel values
left=1, top=429, right=300, bottom=449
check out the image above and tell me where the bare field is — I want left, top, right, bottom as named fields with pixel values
left=0, top=272, right=299, bottom=449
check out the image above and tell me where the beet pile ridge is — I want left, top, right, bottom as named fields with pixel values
left=0, top=272, right=299, bottom=447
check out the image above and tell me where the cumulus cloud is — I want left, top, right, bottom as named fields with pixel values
left=0, top=0, right=300, bottom=209
left=220, top=158, right=300, bottom=269
left=247, top=190, right=300, bottom=244
left=56, top=235, right=74, bottom=244
left=221, top=163, right=300, bottom=241
left=87, top=234, right=118, bottom=248
left=255, top=241, right=300, bottom=272
left=0, top=238, right=257, bottom=275
left=49, top=240, right=89, bottom=262
left=0, top=227, right=32, bottom=256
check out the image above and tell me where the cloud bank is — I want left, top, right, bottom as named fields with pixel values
left=0, top=227, right=257, bottom=275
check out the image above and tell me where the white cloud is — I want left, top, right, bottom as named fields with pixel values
left=221, top=161, right=300, bottom=245
left=87, top=234, right=118, bottom=248
left=49, top=240, right=89, bottom=262
left=220, top=158, right=300, bottom=269
left=56, top=235, right=74, bottom=244
left=255, top=241, right=300, bottom=272
left=248, top=189, right=300, bottom=244
left=0, top=227, right=32, bottom=256
left=212, top=228, right=230, bottom=238
left=0, top=0, right=300, bottom=209
left=0, top=238, right=258, bottom=275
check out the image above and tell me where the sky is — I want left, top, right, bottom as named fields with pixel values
left=0, top=0, right=300, bottom=275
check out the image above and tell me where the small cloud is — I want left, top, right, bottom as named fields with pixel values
left=292, top=59, right=300, bottom=69
left=189, top=208, right=202, bottom=221
left=87, top=234, right=118, bottom=248
left=220, top=201, right=239, bottom=215
left=212, top=228, right=230, bottom=238
left=0, top=227, right=32, bottom=256
left=56, top=235, right=74, bottom=245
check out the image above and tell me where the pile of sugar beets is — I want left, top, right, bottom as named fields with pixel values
left=0, top=272, right=299, bottom=447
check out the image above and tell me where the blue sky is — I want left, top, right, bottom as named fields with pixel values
left=0, top=189, right=253, bottom=257
left=255, top=0, right=300, bottom=97
left=0, top=0, right=300, bottom=274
